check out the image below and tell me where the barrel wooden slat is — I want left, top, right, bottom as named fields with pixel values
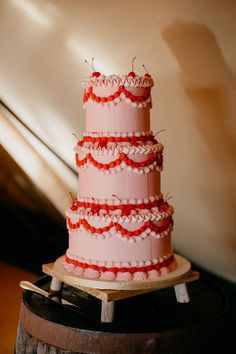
left=16, top=322, right=71, bottom=354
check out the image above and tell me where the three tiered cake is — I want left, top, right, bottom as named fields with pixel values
left=64, top=63, right=175, bottom=282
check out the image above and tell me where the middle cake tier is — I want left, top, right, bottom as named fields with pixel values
left=75, top=132, right=163, bottom=199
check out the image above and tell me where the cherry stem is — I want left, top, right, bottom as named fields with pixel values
left=112, top=194, right=121, bottom=202
left=84, top=59, right=93, bottom=70
left=143, top=64, right=149, bottom=74
left=154, top=129, right=166, bottom=137
left=70, top=192, right=76, bottom=203
left=164, top=192, right=173, bottom=202
left=72, top=132, right=80, bottom=141
left=84, top=57, right=96, bottom=72
left=131, top=56, right=136, bottom=72
left=91, top=57, right=96, bottom=71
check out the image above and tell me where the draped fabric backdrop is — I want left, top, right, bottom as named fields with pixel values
left=0, top=0, right=236, bottom=282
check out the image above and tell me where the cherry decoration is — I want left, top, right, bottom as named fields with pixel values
left=69, top=192, right=77, bottom=211
left=143, top=64, right=151, bottom=77
left=112, top=194, right=122, bottom=203
left=78, top=134, right=158, bottom=147
left=72, top=132, right=80, bottom=141
left=164, top=192, right=173, bottom=203
left=154, top=129, right=166, bottom=138
left=128, top=57, right=137, bottom=77
left=85, top=57, right=101, bottom=77
left=75, top=197, right=168, bottom=215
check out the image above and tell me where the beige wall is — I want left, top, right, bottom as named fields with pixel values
left=0, top=0, right=236, bottom=282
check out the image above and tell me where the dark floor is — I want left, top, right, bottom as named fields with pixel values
left=0, top=260, right=36, bottom=354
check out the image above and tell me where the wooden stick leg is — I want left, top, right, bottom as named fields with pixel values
left=101, top=300, right=115, bottom=323
left=174, top=283, right=190, bottom=303
left=49, top=276, right=63, bottom=303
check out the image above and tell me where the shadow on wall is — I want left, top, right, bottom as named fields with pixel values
left=162, top=22, right=236, bottom=256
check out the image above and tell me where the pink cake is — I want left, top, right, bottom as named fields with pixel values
left=64, top=66, right=175, bottom=281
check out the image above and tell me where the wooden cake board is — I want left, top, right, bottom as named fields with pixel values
left=42, top=253, right=199, bottom=323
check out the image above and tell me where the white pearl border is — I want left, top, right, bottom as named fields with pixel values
left=76, top=194, right=163, bottom=205
left=83, top=131, right=153, bottom=138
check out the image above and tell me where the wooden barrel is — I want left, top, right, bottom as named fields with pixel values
left=15, top=273, right=232, bottom=354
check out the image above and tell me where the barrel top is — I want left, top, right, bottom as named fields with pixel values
left=21, top=274, right=229, bottom=333
left=16, top=274, right=233, bottom=353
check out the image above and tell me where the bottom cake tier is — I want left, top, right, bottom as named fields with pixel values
left=64, top=194, right=175, bottom=281
left=64, top=228, right=175, bottom=281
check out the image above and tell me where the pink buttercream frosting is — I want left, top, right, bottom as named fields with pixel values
left=67, top=232, right=172, bottom=262
left=84, top=268, right=100, bottom=279
left=78, top=169, right=161, bottom=199
left=85, top=96, right=150, bottom=132
left=116, top=272, right=132, bottom=281
left=64, top=70, right=175, bottom=282
left=147, top=269, right=160, bottom=279
left=99, top=271, right=116, bottom=281
left=132, top=271, right=147, bottom=281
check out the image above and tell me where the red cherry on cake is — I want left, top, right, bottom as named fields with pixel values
left=70, top=203, right=77, bottom=211
left=128, top=71, right=136, bottom=78
left=128, top=57, right=136, bottom=78
left=159, top=202, right=169, bottom=212
left=92, top=71, right=101, bottom=78
left=143, top=64, right=151, bottom=78
left=85, top=58, right=101, bottom=77
left=69, top=192, right=77, bottom=211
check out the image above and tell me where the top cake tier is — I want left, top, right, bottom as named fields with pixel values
left=82, top=74, right=154, bottom=133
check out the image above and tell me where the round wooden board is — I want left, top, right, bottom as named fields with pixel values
left=52, top=254, right=191, bottom=290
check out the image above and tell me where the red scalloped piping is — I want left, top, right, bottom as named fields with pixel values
left=78, top=135, right=158, bottom=148
left=70, top=199, right=170, bottom=215
left=75, top=152, right=163, bottom=170
left=83, top=85, right=151, bottom=104
left=67, top=217, right=173, bottom=237
left=65, top=254, right=174, bottom=274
